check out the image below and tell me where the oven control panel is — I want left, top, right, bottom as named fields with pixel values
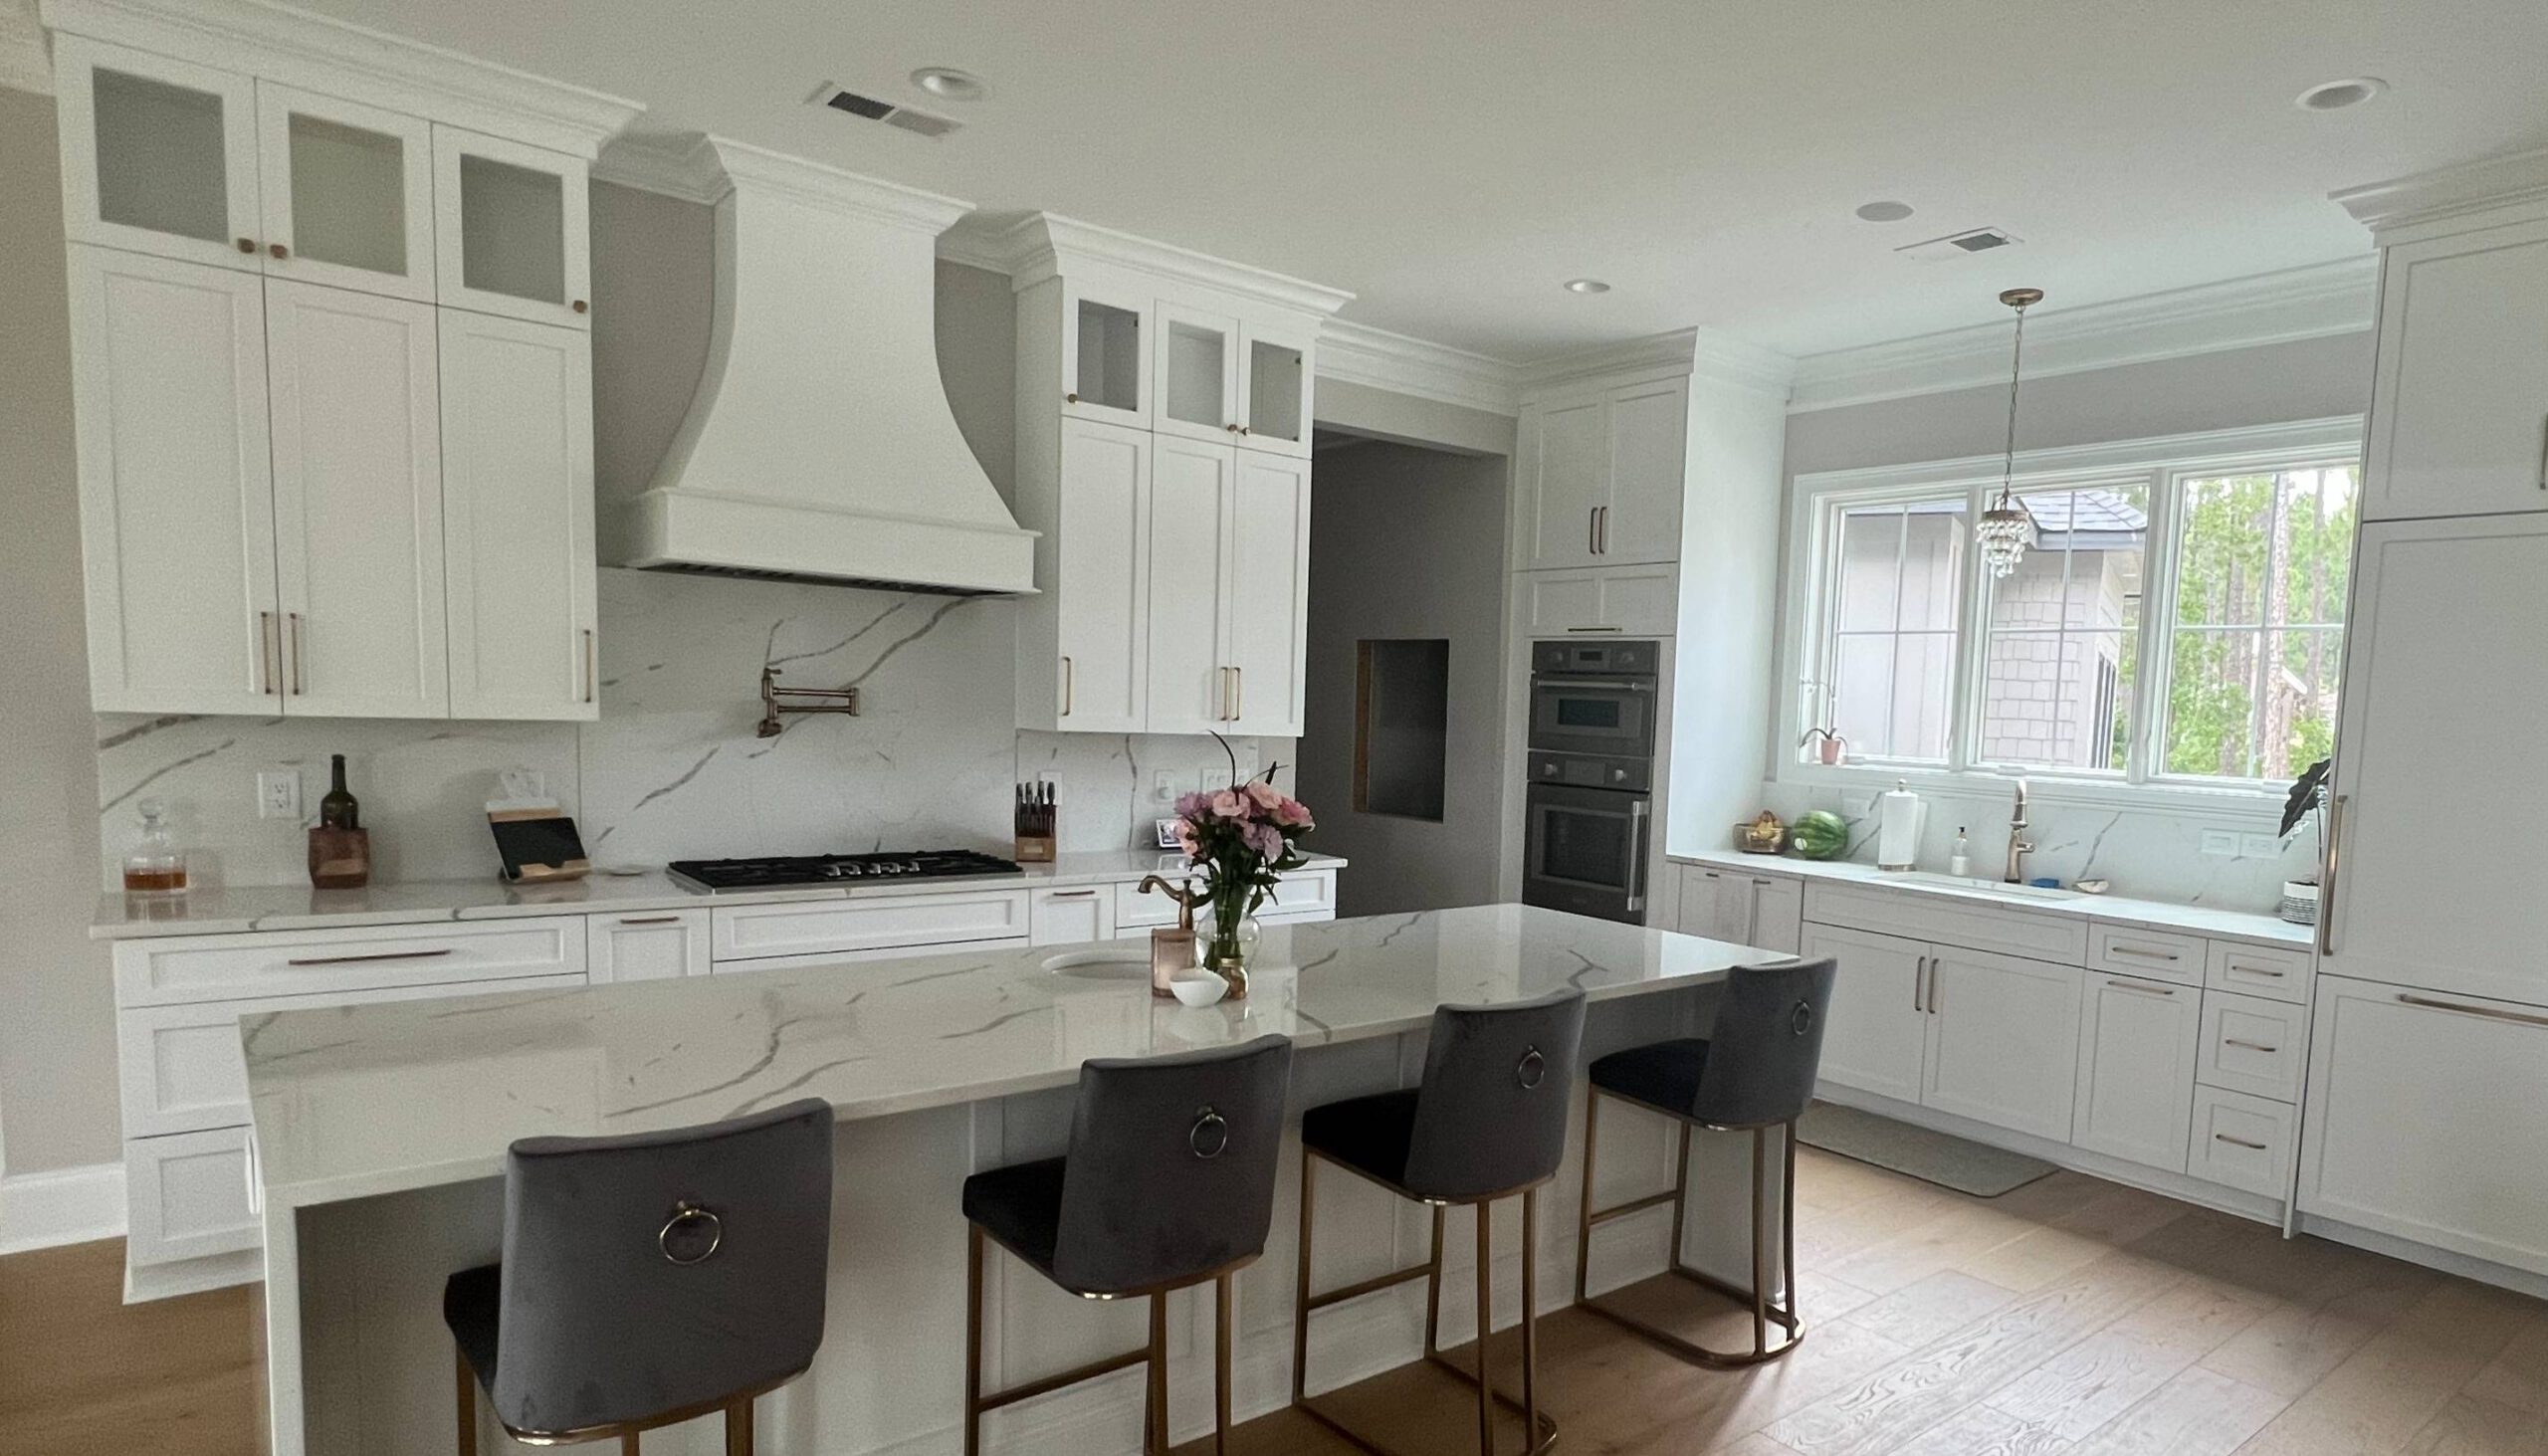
left=1528, top=750, right=1651, bottom=792
left=1531, top=639, right=1658, bottom=676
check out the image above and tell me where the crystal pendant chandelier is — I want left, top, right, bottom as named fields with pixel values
left=1977, top=287, right=2044, bottom=579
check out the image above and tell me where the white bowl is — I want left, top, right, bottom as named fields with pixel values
left=1168, top=973, right=1229, bottom=1008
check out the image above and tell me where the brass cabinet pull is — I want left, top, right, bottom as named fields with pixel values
left=618, top=916, right=683, bottom=926
left=1232, top=665, right=1242, bottom=721
left=2536, top=412, right=2548, bottom=491
left=2318, top=793, right=2348, bottom=955
left=1597, top=505, right=1610, bottom=553
left=1044, top=890, right=1098, bottom=901
left=1589, top=506, right=1597, bottom=554
left=269, top=242, right=289, bottom=259
left=286, top=947, right=454, bottom=966
left=259, top=610, right=280, bottom=696
left=1564, top=625, right=1623, bottom=633
left=1225, top=422, right=1239, bottom=433
left=2105, top=978, right=2177, bottom=996
left=2214, top=1133, right=2269, bottom=1151
left=571, top=300, right=588, bottom=314
left=2108, top=944, right=2182, bottom=962
left=2227, top=963, right=2287, bottom=977
left=2397, top=992, right=2548, bottom=1030
left=1929, top=957, right=1942, bottom=1015
left=1060, top=655, right=1074, bottom=717
left=1913, top=954, right=1930, bottom=1013
left=1064, top=391, right=1080, bottom=404
left=582, top=628, right=596, bottom=705
left=288, top=612, right=305, bottom=695
left=2224, top=1037, right=2278, bottom=1052
left=235, top=237, right=257, bottom=254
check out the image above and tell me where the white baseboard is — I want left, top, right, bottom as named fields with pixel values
left=0, top=1160, right=126, bottom=1255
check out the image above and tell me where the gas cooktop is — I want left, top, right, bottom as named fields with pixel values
left=666, top=849, right=1024, bottom=893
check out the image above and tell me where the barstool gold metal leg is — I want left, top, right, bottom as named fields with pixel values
left=620, top=1432, right=639, bottom=1455
left=1215, top=1272, right=1234, bottom=1455
left=1751, top=1126, right=1770, bottom=1357
left=1667, top=1121, right=1692, bottom=1270
left=1474, top=1201, right=1494, bottom=1456
left=727, top=1393, right=753, bottom=1456
left=1784, top=1121, right=1802, bottom=1333
left=1148, top=1290, right=1169, bottom=1456
left=1424, top=1205, right=1446, bottom=1359
left=964, top=1224, right=984, bottom=1456
left=1293, top=1145, right=1317, bottom=1404
left=454, top=1346, right=478, bottom=1456
left=1574, top=1090, right=1600, bottom=1303
left=1520, top=1187, right=1540, bottom=1445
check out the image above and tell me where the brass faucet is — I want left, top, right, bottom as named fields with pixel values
left=2005, top=778, right=2034, bottom=885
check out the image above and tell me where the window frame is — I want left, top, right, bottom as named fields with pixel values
left=1778, top=416, right=2365, bottom=819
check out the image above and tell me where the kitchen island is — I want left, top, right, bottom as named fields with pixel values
left=245, top=905, right=1787, bottom=1455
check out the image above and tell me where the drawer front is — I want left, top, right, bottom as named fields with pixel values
left=1029, top=887, right=1115, bottom=946
left=2197, top=991, right=2308, bottom=1102
left=1804, top=883, right=2087, bottom=964
left=2086, top=924, right=2207, bottom=986
left=707, top=940, right=1027, bottom=975
left=117, top=973, right=585, bottom=1139
left=1259, top=869, right=1338, bottom=919
left=114, top=918, right=585, bottom=1008
left=587, top=911, right=710, bottom=983
left=2206, top=938, right=2311, bottom=1003
left=2187, top=1086, right=2295, bottom=1199
left=124, top=1126, right=262, bottom=1268
left=712, top=891, right=1030, bottom=962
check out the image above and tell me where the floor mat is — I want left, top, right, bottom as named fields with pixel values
left=1796, top=1102, right=2057, bottom=1197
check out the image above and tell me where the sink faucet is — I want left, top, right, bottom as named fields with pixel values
left=2005, top=778, right=2034, bottom=885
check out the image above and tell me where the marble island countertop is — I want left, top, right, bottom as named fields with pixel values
left=91, top=849, right=1347, bottom=941
left=1669, top=849, right=2311, bottom=948
left=243, top=905, right=1764, bottom=1209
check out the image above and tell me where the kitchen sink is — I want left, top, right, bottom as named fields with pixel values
left=1042, top=949, right=1154, bottom=979
left=1891, top=872, right=2085, bottom=903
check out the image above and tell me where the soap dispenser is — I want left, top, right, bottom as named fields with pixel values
left=1949, top=827, right=1972, bottom=878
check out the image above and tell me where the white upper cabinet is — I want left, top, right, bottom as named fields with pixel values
left=1224, top=449, right=1312, bottom=734
left=56, top=38, right=263, bottom=274
left=1520, top=394, right=1606, bottom=570
left=432, top=126, right=590, bottom=329
left=70, top=247, right=278, bottom=714
left=1060, top=279, right=1152, bottom=429
left=1147, top=434, right=1234, bottom=733
left=254, top=83, right=437, bottom=303
left=1237, top=317, right=1316, bottom=458
left=2364, top=221, right=2548, bottom=521
left=439, top=312, right=598, bottom=721
left=1600, top=377, right=1688, bottom=564
left=1155, top=303, right=1239, bottom=446
left=1516, top=377, right=1691, bottom=570
left=1041, top=418, right=1152, bottom=731
left=264, top=279, right=448, bottom=719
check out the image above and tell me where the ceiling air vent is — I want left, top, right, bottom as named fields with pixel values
left=812, top=83, right=962, bottom=138
left=1894, top=227, right=2021, bottom=262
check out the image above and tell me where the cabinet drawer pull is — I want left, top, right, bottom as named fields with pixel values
left=284, top=948, right=455, bottom=967
left=2214, top=1133, right=2269, bottom=1151
left=1589, top=506, right=1598, bottom=554
left=2105, top=978, right=2177, bottom=996
left=1044, top=890, right=1099, bottom=901
left=2107, top=944, right=2181, bottom=962
left=1564, top=625, right=1623, bottom=634
left=2227, top=963, right=2287, bottom=977
left=583, top=629, right=597, bottom=705
left=1060, top=655, right=1074, bottom=717
left=2223, top=1037, right=2279, bottom=1053
left=618, top=916, right=683, bottom=926
left=2397, top=992, right=2548, bottom=1030
left=1232, top=665, right=1243, bottom=721
left=288, top=611, right=305, bottom=695
left=2536, top=411, right=2548, bottom=491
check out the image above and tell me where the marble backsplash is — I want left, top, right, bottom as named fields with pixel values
left=95, top=569, right=1284, bottom=889
left=1753, top=779, right=2322, bottom=913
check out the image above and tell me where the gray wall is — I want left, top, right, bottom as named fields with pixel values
left=1296, top=441, right=1510, bottom=916
left=0, top=90, right=117, bottom=1177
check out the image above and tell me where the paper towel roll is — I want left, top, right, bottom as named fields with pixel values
left=1876, top=781, right=1926, bottom=871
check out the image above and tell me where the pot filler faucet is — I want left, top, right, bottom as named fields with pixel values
left=2005, top=777, right=2034, bottom=885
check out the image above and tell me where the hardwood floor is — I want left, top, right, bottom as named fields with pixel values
left=4, top=1146, right=2541, bottom=1455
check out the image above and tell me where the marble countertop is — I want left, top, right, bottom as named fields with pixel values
left=92, top=850, right=1348, bottom=941
left=243, top=905, right=1762, bottom=1209
left=1668, top=849, right=2312, bottom=948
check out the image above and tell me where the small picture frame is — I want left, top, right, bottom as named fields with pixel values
left=1154, top=817, right=1183, bottom=850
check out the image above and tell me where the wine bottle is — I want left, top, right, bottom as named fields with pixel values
left=319, top=753, right=359, bottom=830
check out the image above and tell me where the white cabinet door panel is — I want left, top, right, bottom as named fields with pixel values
left=1923, top=948, right=2080, bottom=1143
left=2070, top=973, right=2200, bottom=1173
left=2325, top=518, right=2548, bottom=1004
left=1599, top=378, right=1686, bottom=564
left=1029, top=888, right=1115, bottom=946
left=70, top=247, right=280, bottom=714
left=55, top=37, right=263, bottom=273
left=1146, top=434, right=1233, bottom=734
left=439, top=312, right=597, bottom=720
left=265, top=278, right=447, bottom=718
left=431, top=125, right=589, bottom=329
left=2364, top=222, right=2548, bottom=521
left=2188, top=1087, right=2295, bottom=1199
left=1052, top=418, right=1151, bottom=731
left=2195, top=991, right=2306, bottom=1103
left=1750, top=877, right=1805, bottom=956
left=711, top=892, right=1032, bottom=963
left=2299, top=975, right=2548, bottom=1275
left=125, top=1126, right=261, bottom=1268
left=253, top=81, right=437, bottom=304
left=1803, top=925, right=1927, bottom=1105
left=1676, top=868, right=1751, bottom=942
left=1521, top=395, right=1604, bottom=570
left=1225, top=450, right=1312, bottom=736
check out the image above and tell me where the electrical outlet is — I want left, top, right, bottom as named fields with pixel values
left=1152, top=770, right=1178, bottom=803
left=257, top=769, right=301, bottom=821
left=2240, top=832, right=2281, bottom=859
left=2200, top=829, right=2239, bottom=858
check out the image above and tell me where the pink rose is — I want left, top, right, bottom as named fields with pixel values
left=1209, top=788, right=1243, bottom=818
left=1274, top=796, right=1313, bottom=828
left=1174, top=791, right=1210, bottom=820
left=1173, top=820, right=1201, bottom=857
left=1244, top=779, right=1283, bottom=811
left=1244, top=820, right=1284, bottom=859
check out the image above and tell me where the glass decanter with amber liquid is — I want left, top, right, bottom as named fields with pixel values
left=122, top=799, right=189, bottom=895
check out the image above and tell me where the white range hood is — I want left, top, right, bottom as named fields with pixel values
left=616, top=137, right=1035, bottom=594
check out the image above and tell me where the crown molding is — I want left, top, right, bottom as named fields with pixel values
left=592, top=132, right=728, bottom=206
left=1315, top=319, right=1521, bottom=415
left=1519, top=325, right=1798, bottom=401
left=0, top=0, right=49, bottom=93
left=1787, top=256, right=2378, bottom=415
left=949, top=210, right=1355, bottom=319
left=2333, top=145, right=2548, bottom=244
left=39, top=0, right=643, bottom=155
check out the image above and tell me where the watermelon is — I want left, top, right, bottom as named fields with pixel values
left=1791, top=810, right=1849, bottom=861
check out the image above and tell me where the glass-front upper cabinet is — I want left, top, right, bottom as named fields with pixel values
left=1155, top=303, right=1239, bottom=445
left=433, top=126, right=591, bottom=329
left=1238, top=317, right=1317, bottom=458
left=256, top=84, right=436, bottom=303
left=56, top=37, right=263, bottom=272
left=1061, top=279, right=1151, bottom=428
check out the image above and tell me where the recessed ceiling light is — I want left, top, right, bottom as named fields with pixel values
left=1563, top=278, right=1610, bottom=295
left=1854, top=200, right=1915, bottom=223
left=910, top=67, right=986, bottom=102
left=2296, top=77, right=2387, bottom=111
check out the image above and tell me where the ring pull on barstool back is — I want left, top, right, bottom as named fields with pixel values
left=1576, top=957, right=1836, bottom=1367
left=959, top=1034, right=1294, bottom=1456
left=443, top=1097, right=837, bottom=1456
left=1292, top=987, right=1586, bottom=1456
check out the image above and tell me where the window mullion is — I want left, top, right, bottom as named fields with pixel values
left=1946, top=481, right=1988, bottom=774
left=2123, top=468, right=2172, bottom=785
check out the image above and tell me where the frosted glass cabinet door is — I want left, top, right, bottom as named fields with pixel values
left=55, top=37, right=263, bottom=272
left=1237, top=317, right=1317, bottom=458
left=254, top=83, right=436, bottom=303
left=1155, top=304, right=1239, bottom=445
left=432, top=125, right=590, bottom=328
left=1061, top=281, right=1152, bottom=428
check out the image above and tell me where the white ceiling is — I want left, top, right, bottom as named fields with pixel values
left=279, top=0, right=2548, bottom=363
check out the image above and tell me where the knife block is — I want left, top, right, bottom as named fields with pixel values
left=1013, top=833, right=1056, bottom=863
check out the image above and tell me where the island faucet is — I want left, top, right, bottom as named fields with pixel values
left=2005, top=778, right=2034, bottom=885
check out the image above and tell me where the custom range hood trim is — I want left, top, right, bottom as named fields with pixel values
left=613, top=135, right=1037, bottom=595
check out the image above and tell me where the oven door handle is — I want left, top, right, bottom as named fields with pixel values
left=1533, top=677, right=1653, bottom=691
left=1625, top=798, right=1651, bottom=914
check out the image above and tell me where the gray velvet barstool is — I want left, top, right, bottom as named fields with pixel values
left=959, top=1034, right=1294, bottom=1456
left=1575, top=957, right=1835, bottom=1368
left=443, top=1097, right=836, bottom=1456
left=1291, top=987, right=1587, bottom=1456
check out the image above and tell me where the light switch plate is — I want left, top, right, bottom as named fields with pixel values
left=2200, top=829, right=2239, bottom=858
left=257, top=769, right=301, bottom=821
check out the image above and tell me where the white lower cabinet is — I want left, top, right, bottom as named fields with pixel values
left=1029, top=887, right=1115, bottom=945
left=710, top=891, right=1032, bottom=964
left=1677, top=865, right=1803, bottom=953
left=124, top=1125, right=261, bottom=1269
left=586, top=911, right=709, bottom=982
left=1922, top=949, right=2081, bottom=1143
left=2189, top=1087, right=2295, bottom=1199
left=1804, top=926, right=1929, bottom=1106
left=2071, top=973, right=2202, bottom=1172
left=2196, top=991, right=2307, bottom=1103
left=2299, top=974, right=2548, bottom=1275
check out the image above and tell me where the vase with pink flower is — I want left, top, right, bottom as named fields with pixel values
left=1169, top=741, right=1315, bottom=999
